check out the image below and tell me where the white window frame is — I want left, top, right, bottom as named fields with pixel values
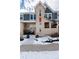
left=29, top=13, right=34, bottom=20
left=44, top=13, right=52, bottom=20
left=20, top=13, right=24, bottom=20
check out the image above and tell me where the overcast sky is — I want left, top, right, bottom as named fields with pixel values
left=20, top=0, right=59, bottom=12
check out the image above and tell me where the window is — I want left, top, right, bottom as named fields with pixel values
left=21, top=13, right=36, bottom=20
left=44, top=14, right=47, bottom=18
left=53, top=13, right=57, bottom=19
left=44, top=13, right=52, bottom=20
left=51, top=23, right=57, bottom=28
left=39, top=10, right=41, bottom=16
left=34, top=14, right=36, bottom=19
left=30, top=14, right=33, bottom=20
left=24, top=14, right=29, bottom=20
left=30, top=14, right=36, bottom=20
left=29, top=14, right=36, bottom=20
left=39, top=17, right=41, bottom=22
left=44, top=22, right=49, bottom=28
left=20, top=14, right=23, bottom=20
left=49, top=14, right=52, bottom=19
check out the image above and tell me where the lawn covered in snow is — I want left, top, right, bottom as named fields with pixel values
left=20, top=51, right=59, bottom=59
left=20, top=35, right=59, bottom=45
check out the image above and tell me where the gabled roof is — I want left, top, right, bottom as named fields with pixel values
left=44, top=3, right=55, bottom=13
left=35, top=1, right=46, bottom=10
left=20, top=1, right=59, bottom=21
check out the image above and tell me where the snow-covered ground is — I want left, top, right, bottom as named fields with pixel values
left=20, top=51, right=59, bottom=59
left=20, top=35, right=59, bottom=45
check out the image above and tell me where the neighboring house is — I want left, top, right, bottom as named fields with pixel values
left=20, top=1, right=59, bottom=36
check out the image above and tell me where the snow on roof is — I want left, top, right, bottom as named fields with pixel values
left=20, top=0, right=59, bottom=13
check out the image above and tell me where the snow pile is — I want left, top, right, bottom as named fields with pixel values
left=33, top=36, right=58, bottom=44
left=20, top=35, right=59, bottom=45
left=20, top=51, right=59, bottom=59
